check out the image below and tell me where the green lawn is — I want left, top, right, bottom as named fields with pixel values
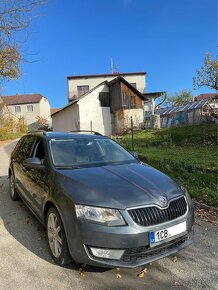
left=115, top=124, right=217, bottom=207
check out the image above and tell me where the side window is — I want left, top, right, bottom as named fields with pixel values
left=32, top=139, right=45, bottom=163
left=20, top=136, right=36, bottom=159
left=14, top=137, right=26, bottom=152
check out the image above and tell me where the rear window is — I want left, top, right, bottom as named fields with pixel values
left=50, top=138, right=136, bottom=168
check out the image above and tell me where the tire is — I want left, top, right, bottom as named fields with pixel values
left=9, top=172, right=20, bottom=201
left=46, top=207, right=72, bottom=265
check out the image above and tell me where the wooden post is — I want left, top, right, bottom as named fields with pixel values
left=131, top=116, right=134, bottom=151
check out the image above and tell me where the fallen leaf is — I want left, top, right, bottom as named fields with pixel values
left=137, top=272, right=145, bottom=278
left=116, top=273, right=122, bottom=279
left=172, top=256, right=178, bottom=263
left=79, top=270, right=85, bottom=277
left=137, top=268, right=147, bottom=278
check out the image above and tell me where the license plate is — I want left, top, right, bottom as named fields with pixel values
left=150, top=221, right=186, bottom=245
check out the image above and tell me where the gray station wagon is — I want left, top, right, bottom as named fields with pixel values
left=9, top=131, right=194, bottom=267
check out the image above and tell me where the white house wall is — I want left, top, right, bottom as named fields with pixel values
left=39, top=97, right=51, bottom=122
left=78, top=83, right=112, bottom=136
left=69, top=74, right=146, bottom=100
left=7, top=103, right=41, bottom=129
left=52, top=104, right=79, bottom=132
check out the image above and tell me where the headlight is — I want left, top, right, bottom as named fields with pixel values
left=75, top=205, right=126, bottom=226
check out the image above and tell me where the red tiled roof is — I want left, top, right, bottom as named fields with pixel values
left=195, top=93, right=218, bottom=101
left=50, top=108, right=61, bottom=115
left=0, top=97, right=6, bottom=111
left=1, top=94, right=45, bottom=105
left=67, top=72, right=146, bottom=80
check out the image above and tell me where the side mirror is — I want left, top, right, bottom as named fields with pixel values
left=23, top=157, right=45, bottom=170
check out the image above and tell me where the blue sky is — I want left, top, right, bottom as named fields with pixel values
left=2, top=0, right=217, bottom=108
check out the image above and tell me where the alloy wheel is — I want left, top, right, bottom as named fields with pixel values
left=47, top=213, right=63, bottom=258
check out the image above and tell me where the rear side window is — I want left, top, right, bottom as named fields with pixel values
left=31, top=139, right=46, bottom=163
left=20, top=136, right=36, bottom=159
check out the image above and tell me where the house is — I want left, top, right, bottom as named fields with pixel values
left=52, top=75, right=145, bottom=135
left=195, top=93, right=218, bottom=101
left=1, top=94, right=51, bottom=130
left=143, top=91, right=165, bottom=114
left=67, top=72, right=146, bottom=101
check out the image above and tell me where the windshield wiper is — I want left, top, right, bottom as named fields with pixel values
left=55, top=165, right=81, bottom=169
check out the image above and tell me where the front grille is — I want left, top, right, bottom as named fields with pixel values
left=128, top=196, right=187, bottom=226
left=122, top=235, right=188, bottom=262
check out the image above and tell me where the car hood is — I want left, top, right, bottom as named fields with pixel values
left=56, top=163, right=184, bottom=210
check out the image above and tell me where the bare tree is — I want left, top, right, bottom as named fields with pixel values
left=0, top=0, right=44, bottom=81
left=193, top=52, right=218, bottom=91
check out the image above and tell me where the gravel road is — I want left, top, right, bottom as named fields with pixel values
left=0, top=140, right=217, bottom=290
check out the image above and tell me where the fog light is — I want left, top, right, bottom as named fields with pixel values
left=90, top=247, right=124, bottom=260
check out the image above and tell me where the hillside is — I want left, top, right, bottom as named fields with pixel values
left=115, top=124, right=217, bottom=207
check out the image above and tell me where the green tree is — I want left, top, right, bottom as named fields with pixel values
left=0, top=0, right=44, bottom=82
left=193, top=52, right=218, bottom=90
left=163, top=90, right=194, bottom=107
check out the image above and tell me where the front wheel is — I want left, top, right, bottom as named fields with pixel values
left=46, top=207, right=72, bottom=265
left=9, top=172, right=20, bottom=201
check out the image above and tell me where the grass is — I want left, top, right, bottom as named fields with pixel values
left=115, top=124, right=217, bottom=207
left=0, top=131, right=24, bottom=141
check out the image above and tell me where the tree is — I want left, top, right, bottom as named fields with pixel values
left=193, top=52, right=218, bottom=91
left=162, top=90, right=194, bottom=107
left=0, top=0, right=43, bottom=82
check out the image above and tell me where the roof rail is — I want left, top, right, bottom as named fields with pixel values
left=69, top=130, right=102, bottom=136
left=28, top=130, right=47, bottom=135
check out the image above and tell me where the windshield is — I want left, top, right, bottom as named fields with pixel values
left=50, top=138, right=137, bottom=168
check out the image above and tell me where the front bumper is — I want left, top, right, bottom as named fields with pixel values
left=66, top=206, right=194, bottom=268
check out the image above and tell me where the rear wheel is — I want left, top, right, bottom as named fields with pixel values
left=46, top=207, right=72, bottom=265
left=9, top=172, right=20, bottom=201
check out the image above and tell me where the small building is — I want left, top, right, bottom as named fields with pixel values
left=1, top=94, right=51, bottom=130
left=52, top=76, right=145, bottom=135
left=154, top=99, right=218, bottom=128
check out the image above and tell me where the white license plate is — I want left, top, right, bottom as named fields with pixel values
left=150, top=221, right=186, bottom=245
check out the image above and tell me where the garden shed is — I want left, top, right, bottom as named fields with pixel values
left=145, top=99, right=218, bottom=128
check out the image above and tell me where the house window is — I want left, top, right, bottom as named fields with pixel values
left=14, top=106, right=21, bottom=113
left=130, top=83, right=137, bottom=89
left=122, top=92, right=136, bottom=109
left=99, top=92, right=110, bottom=107
left=27, top=105, right=34, bottom=112
left=77, top=85, right=89, bottom=97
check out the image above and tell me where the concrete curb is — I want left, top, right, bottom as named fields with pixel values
left=193, top=200, right=218, bottom=213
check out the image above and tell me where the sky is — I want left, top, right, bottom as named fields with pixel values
left=2, top=0, right=217, bottom=108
